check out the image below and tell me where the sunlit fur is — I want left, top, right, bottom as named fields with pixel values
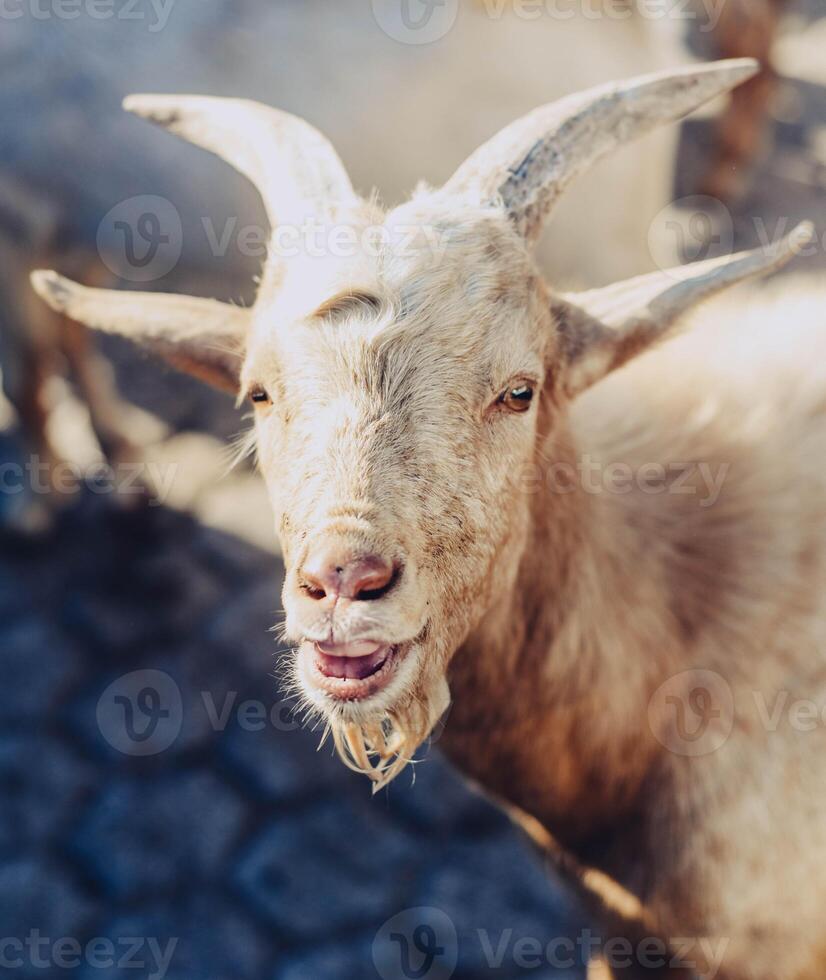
left=254, top=226, right=826, bottom=974
left=443, top=274, right=826, bottom=979
left=243, top=199, right=550, bottom=789
left=31, top=67, right=826, bottom=977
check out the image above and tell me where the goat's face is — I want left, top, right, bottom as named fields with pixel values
left=35, top=62, right=782, bottom=782
left=244, top=202, right=555, bottom=766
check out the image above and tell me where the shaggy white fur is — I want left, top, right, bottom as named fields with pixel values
left=31, top=60, right=826, bottom=978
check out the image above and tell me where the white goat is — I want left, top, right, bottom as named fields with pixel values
left=32, top=59, right=826, bottom=979
left=0, top=0, right=685, bottom=532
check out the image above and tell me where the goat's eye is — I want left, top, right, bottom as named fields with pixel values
left=249, top=385, right=271, bottom=406
left=498, top=383, right=534, bottom=413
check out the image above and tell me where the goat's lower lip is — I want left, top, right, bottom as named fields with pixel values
left=315, top=640, right=390, bottom=680
left=301, top=641, right=398, bottom=700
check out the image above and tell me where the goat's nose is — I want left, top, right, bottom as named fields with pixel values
left=300, top=551, right=397, bottom=602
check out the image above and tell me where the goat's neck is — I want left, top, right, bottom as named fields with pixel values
left=442, top=420, right=673, bottom=857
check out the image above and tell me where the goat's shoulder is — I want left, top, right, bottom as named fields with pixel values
left=570, top=277, right=826, bottom=648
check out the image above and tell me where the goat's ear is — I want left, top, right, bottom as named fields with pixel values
left=443, top=60, right=758, bottom=245
left=30, top=271, right=250, bottom=393
left=553, top=222, right=813, bottom=398
left=123, top=94, right=359, bottom=229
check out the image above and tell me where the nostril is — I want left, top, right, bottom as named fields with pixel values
left=299, top=552, right=399, bottom=602
left=346, top=554, right=397, bottom=602
left=301, top=576, right=327, bottom=601
left=354, top=561, right=400, bottom=601
left=299, top=564, right=330, bottom=601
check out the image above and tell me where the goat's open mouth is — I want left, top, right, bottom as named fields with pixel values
left=300, top=639, right=401, bottom=701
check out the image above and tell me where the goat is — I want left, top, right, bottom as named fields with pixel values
left=1, top=1, right=682, bottom=530
left=32, top=59, right=826, bottom=979
left=1, top=0, right=786, bottom=532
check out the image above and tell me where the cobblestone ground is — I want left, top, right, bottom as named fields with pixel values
left=3, top=12, right=826, bottom=979
left=0, top=490, right=587, bottom=980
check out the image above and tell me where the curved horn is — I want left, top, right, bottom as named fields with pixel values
left=554, top=221, right=814, bottom=397
left=444, top=59, right=759, bottom=244
left=123, top=94, right=359, bottom=230
left=31, top=270, right=250, bottom=392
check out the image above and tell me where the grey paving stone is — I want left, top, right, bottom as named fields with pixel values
left=128, top=548, right=230, bottom=637
left=169, top=646, right=270, bottom=752
left=384, top=750, right=508, bottom=838
left=193, top=523, right=279, bottom=584
left=0, top=735, right=95, bottom=855
left=61, top=554, right=227, bottom=657
left=273, top=932, right=376, bottom=980
left=218, top=708, right=338, bottom=803
left=206, top=577, right=286, bottom=674
left=70, top=771, right=247, bottom=900
left=76, top=894, right=270, bottom=980
left=416, top=838, right=586, bottom=977
left=61, top=590, right=155, bottom=655
left=0, top=856, right=98, bottom=948
left=234, top=795, right=416, bottom=941
left=66, top=645, right=255, bottom=762
left=68, top=665, right=188, bottom=762
left=0, top=559, right=29, bottom=619
left=0, top=619, right=80, bottom=726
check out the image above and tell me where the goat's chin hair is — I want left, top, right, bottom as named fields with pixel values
left=284, top=650, right=450, bottom=792
left=330, top=695, right=436, bottom=793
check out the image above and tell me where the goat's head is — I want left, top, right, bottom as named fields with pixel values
left=32, top=59, right=812, bottom=787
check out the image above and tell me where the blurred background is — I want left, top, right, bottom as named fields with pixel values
left=1, top=0, right=825, bottom=977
